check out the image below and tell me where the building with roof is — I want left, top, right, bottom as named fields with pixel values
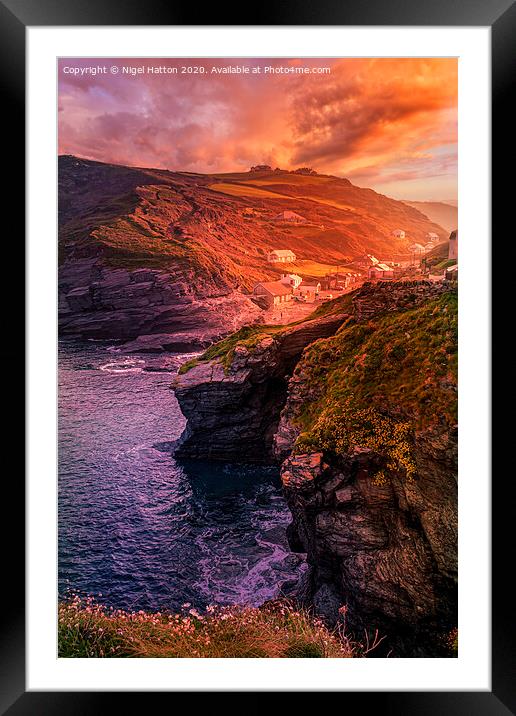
left=267, top=249, right=297, bottom=263
left=252, top=281, right=293, bottom=308
left=297, top=281, right=321, bottom=302
left=392, top=229, right=406, bottom=238
left=280, top=273, right=303, bottom=289
left=368, top=263, right=394, bottom=280
left=445, top=264, right=458, bottom=282
left=350, top=254, right=379, bottom=269
left=448, top=229, right=458, bottom=261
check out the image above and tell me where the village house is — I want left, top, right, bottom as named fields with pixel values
left=297, top=281, right=321, bottom=302
left=350, top=254, right=379, bottom=270
left=253, top=281, right=293, bottom=308
left=409, top=243, right=426, bottom=255
left=445, top=264, right=458, bottom=282
left=448, top=229, right=458, bottom=261
left=368, top=263, right=395, bottom=280
left=272, top=210, right=307, bottom=224
left=280, top=273, right=303, bottom=289
left=392, top=229, right=406, bottom=238
left=267, top=249, right=297, bottom=263
left=426, top=232, right=439, bottom=241
left=323, top=271, right=362, bottom=290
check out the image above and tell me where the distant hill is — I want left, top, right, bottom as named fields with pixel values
left=402, top=200, right=457, bottom=233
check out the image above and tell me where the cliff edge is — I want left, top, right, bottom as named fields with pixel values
left=173, top=281, right=457, bottom=656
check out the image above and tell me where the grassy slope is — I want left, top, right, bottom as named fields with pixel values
left=293, top=292, right=457, bottom=479
left=59, top=597, right=354, bottom=658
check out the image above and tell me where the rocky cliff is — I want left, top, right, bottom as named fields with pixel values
left=173, top=281, right=458, bottom=656
left=173, top=301, right=352, bottom=462
left=59, top=257, right=262, bottom=348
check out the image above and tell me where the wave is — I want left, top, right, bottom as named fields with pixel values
left=99, top=358, right=146, bottom=373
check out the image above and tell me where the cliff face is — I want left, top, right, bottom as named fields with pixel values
left=173, top=281, right=457, bottom=656
left=173, top=308, right=351, bottom=462
left=281, top=430, right=457, bottom=656
left=59, top=257, right=262, bottom=346
left=276, top=283, right=457, bottom=655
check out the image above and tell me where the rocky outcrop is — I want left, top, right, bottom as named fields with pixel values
left=173, top=311, right=350, bottom=463
left=172, top=281, right=458, bottom=656
left=280, top=428, right=457, bottom=656
left=59, top=258, right=262, bottom=345
left=352, top=279, right=450, bottom=322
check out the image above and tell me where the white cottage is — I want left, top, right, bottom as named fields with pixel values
left=267, top=249, right=297, bottom=263
left=280, top=273, right=303, bottom=289
left=253, top=281, right=293, bottom=308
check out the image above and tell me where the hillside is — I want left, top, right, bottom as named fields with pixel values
left=60, top=156, right=447, bottom=272
left=403, top=200, right=457, bottom=233
left=58, top=156, right=447, bottom=343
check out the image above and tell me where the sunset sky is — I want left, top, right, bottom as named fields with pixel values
left=58, top=58, right=457, bottom=201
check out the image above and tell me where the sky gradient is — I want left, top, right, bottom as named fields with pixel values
left=58, top=58, right=457, bottom=201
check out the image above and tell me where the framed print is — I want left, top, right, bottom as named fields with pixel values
left=3, top=0, right=512, bottom=709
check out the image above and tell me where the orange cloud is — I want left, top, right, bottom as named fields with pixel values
left=58, top=58, right=457, bottom=200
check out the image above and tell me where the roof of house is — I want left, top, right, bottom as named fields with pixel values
left=268, top=249, right=296, bottom=257
left=446, top=264, right=459, bottom=272
left=281, top=273, right=302, bottom=281
left=300, top=282, right=321, bottom=288
left=273, top=211, right=307, bottom=221
left=371, top=263, right=393, bottom=272
left=255, top=281, right=293, bottom=296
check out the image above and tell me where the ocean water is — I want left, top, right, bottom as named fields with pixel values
left=58, top=339, right=303, bottom=612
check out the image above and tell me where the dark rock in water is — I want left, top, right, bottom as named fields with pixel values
left=120, top=333, right=213, bottom=354
left=152, top=441, right=178, bottom=453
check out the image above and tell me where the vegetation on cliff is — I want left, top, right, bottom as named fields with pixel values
left=294, top=291, right=457, bottom=479
left=58, top=595, right=355, bottom=658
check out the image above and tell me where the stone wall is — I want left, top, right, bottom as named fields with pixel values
left=353, top=280, right=454, bottom=323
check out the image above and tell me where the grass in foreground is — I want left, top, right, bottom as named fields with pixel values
left=58, top=596, right=356, bottom=658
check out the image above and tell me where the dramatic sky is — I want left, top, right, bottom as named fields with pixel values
left=58, top=58, right=457, bottom=201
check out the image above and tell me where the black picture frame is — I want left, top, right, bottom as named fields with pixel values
left=3, top=0, right=510, bottom=709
